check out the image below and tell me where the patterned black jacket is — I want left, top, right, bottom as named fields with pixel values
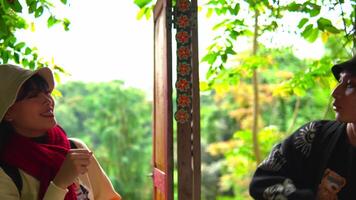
left=249, top=120, right=346, bottom=199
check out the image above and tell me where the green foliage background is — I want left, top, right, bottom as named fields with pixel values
left=55, top=81, right=152, bottom=199
left=1, top=0, right=355, bottom=199
left=132, top=1, right=354, bottom=198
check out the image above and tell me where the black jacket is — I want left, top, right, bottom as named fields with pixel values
left=249, top=120, right=346, bottom=199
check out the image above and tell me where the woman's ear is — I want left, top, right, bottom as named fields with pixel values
left=4, top=107, right=15, bottom=122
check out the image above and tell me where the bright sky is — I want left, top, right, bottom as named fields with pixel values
left=16, top=0, right=328, bottom=95
left=17, top=0, right=154, bottom=94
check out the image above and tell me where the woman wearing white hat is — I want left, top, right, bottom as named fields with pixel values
left=249, top=56, right=356, bottom=199
left=0, top=64, right=121, bottom=200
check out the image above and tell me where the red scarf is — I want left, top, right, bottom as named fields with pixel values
left=0, top=125, right=77, bottom=200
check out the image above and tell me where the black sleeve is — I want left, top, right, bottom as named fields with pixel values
left=249, top=121, right=327, bottom=200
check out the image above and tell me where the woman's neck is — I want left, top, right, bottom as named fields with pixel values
left=13, top=126, right=47, bottom=138
left=347, top=123, right=356, bottom=146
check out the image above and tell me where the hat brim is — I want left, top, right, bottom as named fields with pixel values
left=35, top=67, right=55, bottom=92
left=331, top=56, right=356, bottom=81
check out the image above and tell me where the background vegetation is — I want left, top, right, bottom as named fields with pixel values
left=134, top=0, right=355, bottom=199
left=55, top=81, right=152, bottom=199
left=0, top=0, right=355, bottom=199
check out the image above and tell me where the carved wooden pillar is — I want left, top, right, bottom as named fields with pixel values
left=174, top=0, right=201, bottom=199
left=153, top=0, right=200, bottom=199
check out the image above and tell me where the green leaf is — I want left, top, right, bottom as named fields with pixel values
left=207, top=0, right=219, bottom=5
left=28, top=1, right=36, bottom=14
left=145, top=8, right=152, bottom=20
left=60, top=0, right=67, bottom=4
left=134, top=0, right=151, bottom=8
left=16, top=18, right=28, bottom=29
left=344, top=18, right=352, bottom=27
left=25, top=47, right=32, bottom=55
left=54, top=65, right=66, bottom=73
left=317, top=17, right=332, bottom=31
left=33, top=53, right=38, bottom=60
left=205, top=67, right=216, bottom=79
left=221, top=7, right=228, bottom=14
left=287, top=2, right=301, bottom=11
left=136, top=7, right=146, bottom=20
left=270, top=21, right=278, bottom=30
left=1, top=0, right=10, bottom=9
left=35, top=6, right=44, bottom=18
left=308, top=6, right=320, bottom=17
left=316, top=17, right=340, bottom=34
left=8, top=0, right=23, bottom=12
left=29, top=61, right=35, bottom=69
left=212, top=19, right=228, bottom=30
left=325, top=26, right=340, bottom=34
left=206, top=8, right=213, bottom=18
left=54, top=72, right=61, bottom=83
left=0, top=16, right=9, bottom=37
left=22, top=58, right=29, bottom=66
left=5, top=36, right=17, bottom=47
left=306, top=28, right=319, bottom=43
left=233, top=3, right=240, bottom=15
left=1, top=51, right=9, bottom=63
left=229, top=30, right=238, bottom=40
left=221, top=53, right=227, bottom=62
left=232, top=19, right=244, bottom=26
left=201, top=53, right=218, bottom=65
left=297, top=18, right=309, bottom=29
left=218, top=64, right=225, bottom=70
left=214, top=8, right=221, bottom=15
left=47, top=16, right=60, bottom=28
left=14, top=52, right=20, bottom=63
left=62, top=18, right=70, bottom=31
left=226, top=46, right=236, bottom=55
left=14, top=42, right=25, bottom=51
left=229, top=3, right=240, bottom=15
left=301, top=24, right=313, bottom=39
left=206, top=42, right=217, bottom=51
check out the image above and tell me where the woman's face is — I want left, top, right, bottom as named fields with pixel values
left=5, top=90, right=56, bottom=137
left=332, top=72, right=356, bottom=123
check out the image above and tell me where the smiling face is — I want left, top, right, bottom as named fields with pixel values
left=332, top=72, right=356, bottom=123
left=4, top=75, right=56, bottom=137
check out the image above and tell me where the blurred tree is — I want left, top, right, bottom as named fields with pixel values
left=132, top=1, right=356, bottom=199
left=55, top=81, right=152, bottom=200
left=201, top=44, right=340, bottom=198
left=134, top=0, right=355, bottom=165
left=200, top=0, right=355, bottom=164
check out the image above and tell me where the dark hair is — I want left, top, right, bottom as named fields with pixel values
left=16, top=74, right=49, bottom=101
left=0, top=74, right=49, bottom=150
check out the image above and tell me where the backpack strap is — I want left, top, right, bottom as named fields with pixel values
left=69, top=138, right=78, bottom=149
left=0, top=161, right=22, bottom=195
left=0, top=138, right=77, bottom=195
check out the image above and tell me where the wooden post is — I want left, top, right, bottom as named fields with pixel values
left=152, top=0, right=173, bottom=199
left=175, top=0, right=200, bottom=199
left=191, top=0, right=201, bottom=199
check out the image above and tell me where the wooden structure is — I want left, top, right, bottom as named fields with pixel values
left=152, top=0, right=201, bottom=199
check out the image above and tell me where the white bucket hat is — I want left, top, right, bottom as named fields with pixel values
left=0, top=64, right=55, bottom=122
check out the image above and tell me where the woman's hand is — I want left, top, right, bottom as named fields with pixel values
left=53, top=149, right=93, bottom=189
